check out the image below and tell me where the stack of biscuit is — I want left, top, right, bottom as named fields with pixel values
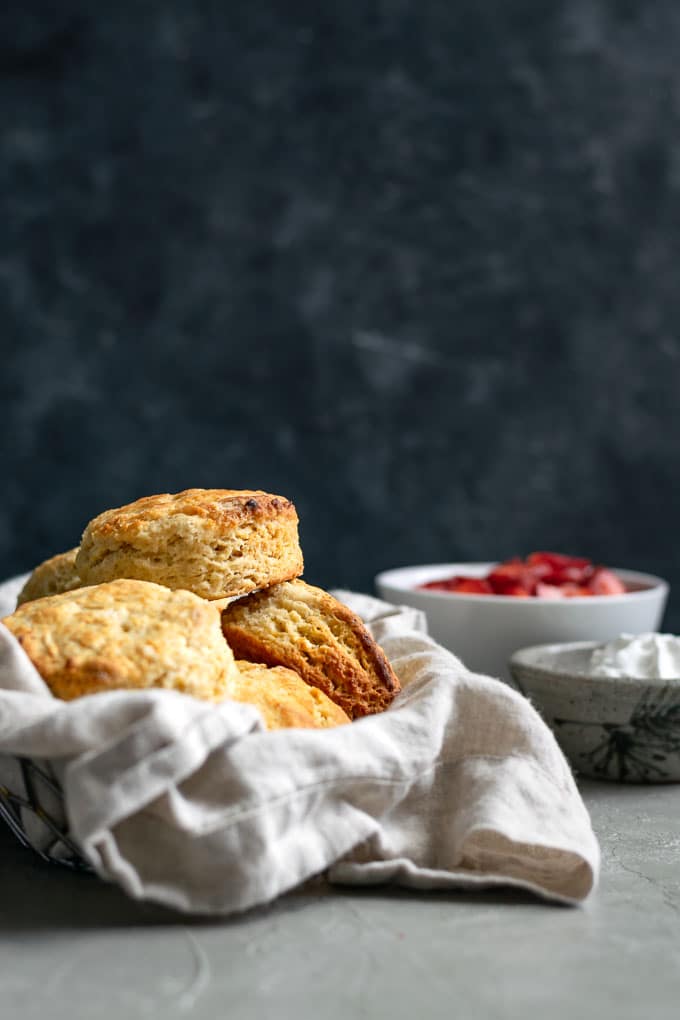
left=3, top=489, right=400, bottom=731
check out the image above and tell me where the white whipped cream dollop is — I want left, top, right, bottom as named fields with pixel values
left=588, top=633, right=680, bottom=679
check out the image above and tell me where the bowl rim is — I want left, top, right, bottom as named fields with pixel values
left=375, top=562, right=669, bottom=606
left=509, top=639, right=680, bottom=688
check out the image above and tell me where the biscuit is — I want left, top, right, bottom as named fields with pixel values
left=2, top=578, right=238, bottom=702
left=75, top=489, right=303, bottom=600
left=220, top=579, right=400, bottom=719
left=16, top=548, right=83, bottom=606
left=229, top=661, right=350, bottom=730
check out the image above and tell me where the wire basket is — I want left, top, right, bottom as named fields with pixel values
left=0, top=755, right=90, bottom=870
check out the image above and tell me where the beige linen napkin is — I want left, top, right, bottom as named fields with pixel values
left=0, top=575, right=599, bottom=913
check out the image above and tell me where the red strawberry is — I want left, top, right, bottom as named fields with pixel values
left=527, top=551, right=592, bottom=571
left=498, top=583, right=530, bottom=597
left=449, top=578, right=494, bottom=595
left=560, top=584, right=594, bottom=598
left=419, top=554, right=627, bottom=600
left=588, top=568, right=626, bottom=595
left=535, top=583, right=566, bottom=600
left=419, top=576, right=493, bottom=594
left=488, top=558, right=536, bottom=595
left=527, top=552, right=593, bottom=586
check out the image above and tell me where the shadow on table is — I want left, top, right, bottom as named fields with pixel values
left=0, top=826, right=558, bottom=933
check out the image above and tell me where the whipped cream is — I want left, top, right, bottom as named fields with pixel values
left=588, top=633, right=680, bottom=679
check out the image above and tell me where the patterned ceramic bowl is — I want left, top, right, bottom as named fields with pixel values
left=509, top=641, right=680, bottom=783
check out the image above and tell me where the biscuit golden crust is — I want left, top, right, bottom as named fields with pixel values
left=75, top=489, right=303, bottom=600
left=230, top=661, right=350, bottom=730
left=16, top=548, right=82, bottom=606
left=221, top=579, right=400, bottom=719
left=2, top=579, right=238, bottom=702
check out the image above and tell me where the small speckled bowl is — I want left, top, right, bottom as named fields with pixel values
left=509, top=641, right=680, bottom=783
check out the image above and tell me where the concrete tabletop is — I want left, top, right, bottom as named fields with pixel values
left=2, top=780, right=679, bottom=1020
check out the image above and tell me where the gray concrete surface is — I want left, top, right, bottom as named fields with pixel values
left=1, top=780, right=679, bottom=1020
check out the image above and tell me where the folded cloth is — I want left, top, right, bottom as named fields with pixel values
left=0, top=575, right=599, bottom=913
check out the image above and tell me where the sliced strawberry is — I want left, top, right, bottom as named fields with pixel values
left=588, top=568, right=626, bottom=595
left=499, top=583, right=531, bottom=597
left=535, top=582, right=566, bottom=600
left=527, top=551, right=592, bottom=571
left=541, top=564, right=594, bottom=586
left=418, top=555, right=627, bottom=599
left=419, top=577, right=493, bottom=594
left=527, top=552, right=594, bottom=587
left=560, top=584, right=594, bottom=598
left=449, top=578, right=494, bottom=595
left=488, top=558, right=536, bottom=594
left=524, top=560, right=553, bottom=582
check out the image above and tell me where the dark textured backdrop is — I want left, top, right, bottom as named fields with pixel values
left=1, top=2, right=679, bottom=624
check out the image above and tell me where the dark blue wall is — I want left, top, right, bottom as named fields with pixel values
left=1, top=2, right=679, bottom=623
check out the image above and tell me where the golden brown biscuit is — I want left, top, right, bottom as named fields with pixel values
left=221, top=579, right=400, bottom=719
left=75, top=489, right=303, bottom=601
left=2, top=579, right=238, bottom=702
left=229, top=661, right=350, bottom=730
left=16, top=548, right=83, bottom=606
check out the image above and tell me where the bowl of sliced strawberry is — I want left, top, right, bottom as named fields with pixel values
left=419, top=552, right=628, bottom=600
left=375, top=553, right=668, bottom=683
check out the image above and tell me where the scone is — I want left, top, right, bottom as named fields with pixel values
left=16, top=548, right=83, bottom=606
left=220, top=579, right=400, bottom=719
left=229, top=661, right=350, bottom=730
left=76, top=489, right=303, bottom=600
left=2, top=578, right=238, bottom=702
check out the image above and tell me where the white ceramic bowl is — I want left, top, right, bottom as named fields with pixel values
left=375, top=563, right=669, bottom=682
left=509, top=641, right=680, bottom=782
